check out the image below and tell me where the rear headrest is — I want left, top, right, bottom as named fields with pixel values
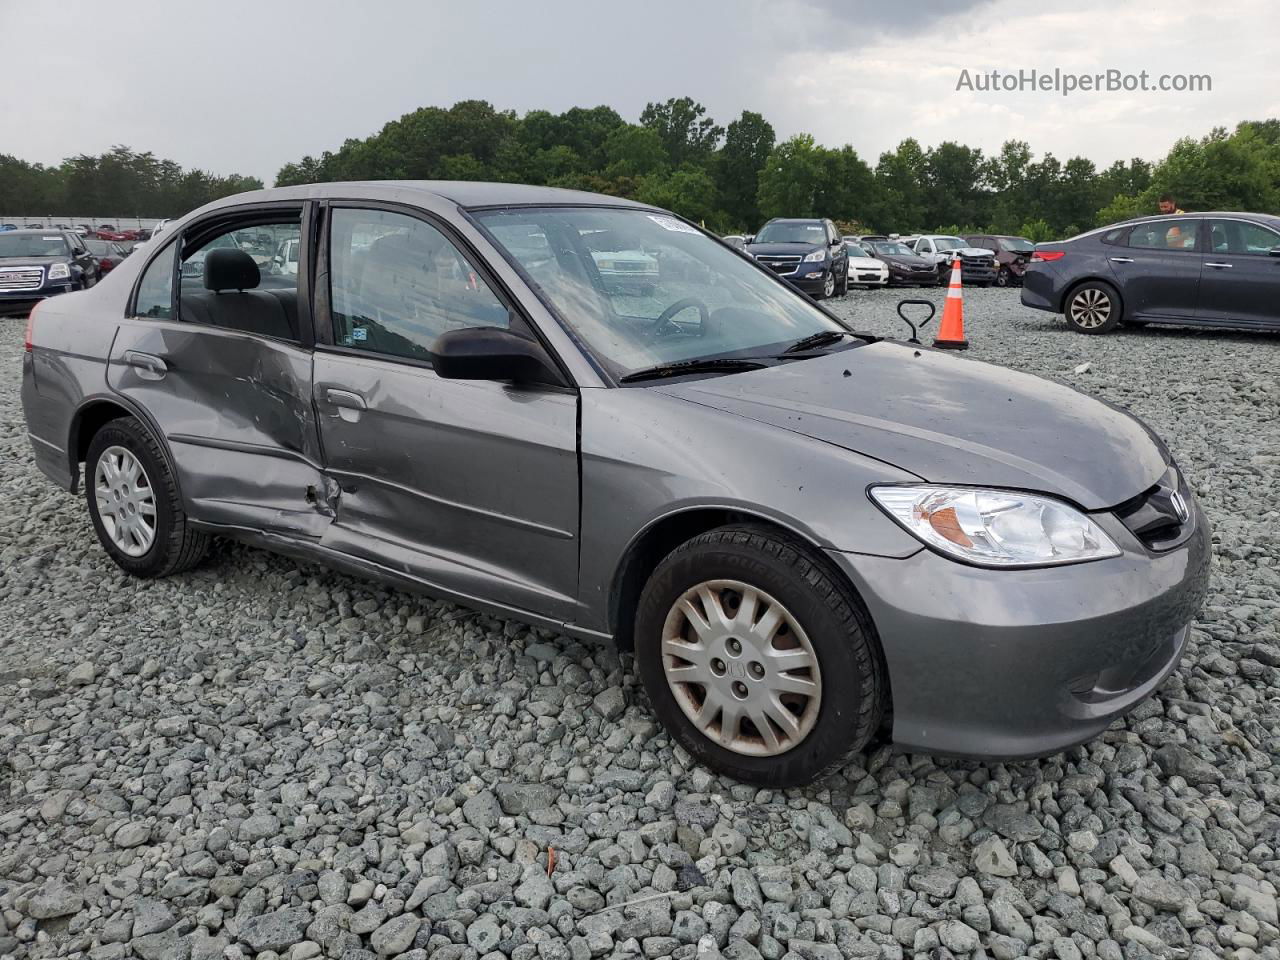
left=204, top=248, right=260, bottom=292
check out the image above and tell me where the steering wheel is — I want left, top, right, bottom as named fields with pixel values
left=650, top=297, right=710, bottom=337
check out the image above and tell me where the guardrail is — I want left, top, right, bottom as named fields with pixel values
left=0, top=216, right=164, bottom=231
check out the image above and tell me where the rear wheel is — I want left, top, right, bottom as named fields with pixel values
left=1065, top=282, right=1121, bottom=334
left=635, top=525, right=883, bottom=786
left=85, top=418, right=209, bottom=577
left=837, top=266, right=849, bottom=297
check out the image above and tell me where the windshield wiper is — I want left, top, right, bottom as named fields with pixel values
left=780, top=330, right=854, bottom=355
left=619, top=357, right=768, bottom=384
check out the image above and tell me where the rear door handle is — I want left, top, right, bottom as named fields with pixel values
left=324, top=388, right=366, bottom=410
left=1109, top=257, right=1134, bottom=263
left=123, top=351, right=167, bottom=379
left=1205, top=261, right=1233, bottom=268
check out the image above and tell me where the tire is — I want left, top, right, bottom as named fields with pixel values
left=634, top=525, right=884, bottom=787
left=818, top=270, right=836, bottom=300
left=85, top=417, right=209, bottom=578
left=837, top=266, right=849, bottom=297
left=995, top=267, right=1011, bottom=287
left=1064, top=281, right=1122, bottom=334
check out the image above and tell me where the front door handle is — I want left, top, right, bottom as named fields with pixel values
left=1109, top=257, right=1134, bottom=263
left=325, top=388, right=366, bottom=410
left=1205, top=261, right=1233, bottom=269
left=123, top=351, right=167, bottom=379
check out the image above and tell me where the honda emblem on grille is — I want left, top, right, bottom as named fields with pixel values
left=1170, top=490, right=1190, bottom=523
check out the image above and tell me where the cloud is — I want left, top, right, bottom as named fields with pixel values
left=0, top=0, right=1268, bottom=184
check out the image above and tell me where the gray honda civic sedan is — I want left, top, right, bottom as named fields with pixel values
left=21, top=181, right=1210, bottom=786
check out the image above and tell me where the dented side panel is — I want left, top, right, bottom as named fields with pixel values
left=105, top=319, right=328, bottom=536
left=312, top=350, right=580, bottom=622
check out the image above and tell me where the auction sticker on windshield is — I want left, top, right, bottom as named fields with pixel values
left=647, top=214, right=699, bottom=234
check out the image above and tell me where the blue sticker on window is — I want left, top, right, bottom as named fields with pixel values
left=352, top=327, right=368, bottom=342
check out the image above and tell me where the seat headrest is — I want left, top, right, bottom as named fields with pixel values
left=204, top=248, right=260, bottom=292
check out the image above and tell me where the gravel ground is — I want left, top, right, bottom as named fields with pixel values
left=1, top=288, right=1278, bottom=960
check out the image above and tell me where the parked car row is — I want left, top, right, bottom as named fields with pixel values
left=0, top=229, right=136, bottom=315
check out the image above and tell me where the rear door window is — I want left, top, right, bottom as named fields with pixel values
left=178, top=218, right=302, bottom=342
left=133, top=241, right=177, bottom=319
left=1128, top=219, right=1198, bottom=251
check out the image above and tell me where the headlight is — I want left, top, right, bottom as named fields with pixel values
left=48, top=263, right=71, bottom=281
left=869, top=485, right=1121, bottom=567
left=802, top=250, right=826, bottom=263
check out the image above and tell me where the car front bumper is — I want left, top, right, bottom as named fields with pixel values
left=831, top=503, right=1211, bottom=759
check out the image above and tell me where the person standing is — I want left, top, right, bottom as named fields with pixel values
left=1159, top=194, right=1190, bottom=247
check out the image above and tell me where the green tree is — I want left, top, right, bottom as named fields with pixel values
left=756, top=135, right=826, bottom=220
left=639, top=97, right=724, bottom=167
left=714, top=111, right=775, bottom=231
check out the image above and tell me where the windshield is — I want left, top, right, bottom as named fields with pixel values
left=475, top=207, right=847, bottom=379
left=0, top=234, right=69, bottom=258
left=870, top=241, right=915, bottom=257
left=753, top=221, right=828, bottom=245
left=844, top=242, right=870, bottom=257
left=933, top=237, right=965, bottom=252
left=999, top=237, right=1035, bottom=253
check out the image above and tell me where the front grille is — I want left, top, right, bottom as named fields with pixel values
left=756, top=255, right=800, bottom=275
left=1114, top=464, right=1195, bottom=551
left=0, top=267, right=43, bottom=291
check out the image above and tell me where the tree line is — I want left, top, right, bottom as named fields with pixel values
left=0, top=146, right=263, bottom=219
left=6, top=103, right=1279, bottom=241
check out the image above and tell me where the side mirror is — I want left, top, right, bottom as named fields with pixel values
left=431, top=326, right=562, bottom=386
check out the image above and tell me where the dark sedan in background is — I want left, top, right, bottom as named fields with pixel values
left=863, top=239, right=939, bottom=286
left=0, top=229, right=100, bottom=316
left=1023, top=212, right=1280, bottom=333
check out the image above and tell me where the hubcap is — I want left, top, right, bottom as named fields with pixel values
left=661, top=580, right=822, bottom=757
left=1069, top=288, right=1111, bottom=328
left=823, top=273, right=835, bottom=297
left=94, top=446, right=157, bottom=557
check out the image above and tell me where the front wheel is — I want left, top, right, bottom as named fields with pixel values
left=1065, top=282, right=1121, bottom=334
left=818, top=270, right=836, bottom=300
left=85, top=417, right=210, bottom=577
left=995, top=267, right=1011, bottom=287
left=635, top=526, right=883, bottom=786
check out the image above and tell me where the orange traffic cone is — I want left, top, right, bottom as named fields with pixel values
left=933, top=255, right=969, bottom=350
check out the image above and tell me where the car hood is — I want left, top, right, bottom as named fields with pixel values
left=745, top=242, right=824, bottom=257
left=0, top=256, right=66, bottom=267
left=879, top=254, right=932, bottom=268
left=656, top=342, right=1167, bottom=510
left=949, top=247, right=994, bottom=258
left=847, top=256, right=885, bottom=268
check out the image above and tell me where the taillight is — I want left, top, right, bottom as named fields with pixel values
left=1031, top=251, right=1065, bottom=262
left=24, top=302, right=39, bottom=352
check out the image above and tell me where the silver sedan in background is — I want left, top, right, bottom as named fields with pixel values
left=22, top=181, right=1209, bottom=785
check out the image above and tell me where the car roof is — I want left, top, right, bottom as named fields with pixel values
left=203, top=180, right=658, bottom=212
left=764, top=217, right=826, bottom=224
left=2, top=229, right=73, bottom=237
left=1122, top=211, right=1280, bottom=224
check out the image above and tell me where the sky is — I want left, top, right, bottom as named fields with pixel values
left=1, top=0, right=1274, bottom=184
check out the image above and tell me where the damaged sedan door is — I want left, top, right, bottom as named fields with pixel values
left=106, top=203, right=329, bottom=538
left=310, top=205, right=580, bottom=623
